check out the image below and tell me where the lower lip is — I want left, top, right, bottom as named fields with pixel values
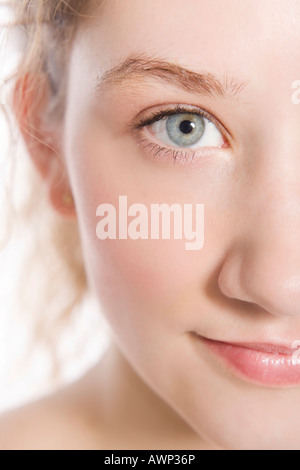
left=194, top=335, right=300, bottom=388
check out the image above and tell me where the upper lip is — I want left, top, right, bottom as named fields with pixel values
left=192, top=333, right=298, bottom=355
left=220, top=342, right=296, bottom=355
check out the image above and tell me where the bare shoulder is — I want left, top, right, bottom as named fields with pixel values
left=0, top=370, right=102, bottom=450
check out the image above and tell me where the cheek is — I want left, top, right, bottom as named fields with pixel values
left=65, top=128, right=202, bottom=330
left=64, top=112, right=235, bottom=337
left=77, top=193, right=199, bottom=334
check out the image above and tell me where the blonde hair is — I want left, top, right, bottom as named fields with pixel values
left=1, top=1, right=97, bottom=382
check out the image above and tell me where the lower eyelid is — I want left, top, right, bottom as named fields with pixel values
left=136, top=137, right=223, bottom=167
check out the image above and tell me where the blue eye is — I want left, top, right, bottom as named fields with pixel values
left=165, top=113, right=205, bottom=147
left=149, top=112, right=224, bottom=149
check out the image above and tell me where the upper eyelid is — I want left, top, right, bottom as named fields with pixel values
left=137, top=108, right=211, bottom=127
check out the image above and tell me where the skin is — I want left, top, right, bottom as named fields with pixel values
left=1, top=0, right=300, bottom=450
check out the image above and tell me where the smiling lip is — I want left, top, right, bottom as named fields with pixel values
left=193, top=333, right=300, bottom=388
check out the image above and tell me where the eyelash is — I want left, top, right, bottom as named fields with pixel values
left=129, top=105, right=229, bottom=165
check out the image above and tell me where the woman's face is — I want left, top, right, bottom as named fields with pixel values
left=61, top=0, right=300, bottom=449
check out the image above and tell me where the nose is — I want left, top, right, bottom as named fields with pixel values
left=218, top=142, right=300, bottom=318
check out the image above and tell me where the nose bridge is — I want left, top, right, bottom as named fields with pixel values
left=248, top=116, right=300, bottom=237
left=246, top=145, right=300, bottom=271
left=219, top=123, right=300, bottom=318
left=251, top=163, right=300, bottom=240
left=217, top=11, right=300, bottom=317
left=245, top=91, right=300, bottom=213
left=249, top=21, right=300, bottom=281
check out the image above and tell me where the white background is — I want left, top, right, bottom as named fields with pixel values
left=0, top=2, right=108, bottom=413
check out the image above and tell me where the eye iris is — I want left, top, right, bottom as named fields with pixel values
left=166, top=113, right=205, bottom=147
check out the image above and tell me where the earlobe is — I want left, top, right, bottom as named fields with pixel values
left=49, top=161, right=76, bottom=217
left=49, top=177, right=76, bottom=218
left=13, top=73, right=76, bottom=219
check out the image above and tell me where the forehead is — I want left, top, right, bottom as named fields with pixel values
left=79, top=0, right=300, bottom=78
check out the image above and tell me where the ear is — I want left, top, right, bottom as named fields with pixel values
left=12, top=73, right=76, bottom=218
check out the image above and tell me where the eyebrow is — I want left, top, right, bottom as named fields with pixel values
left=96, top=53, right=247, bottom=99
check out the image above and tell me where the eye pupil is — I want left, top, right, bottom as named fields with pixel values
left=179, top=120, right=195, bottom=135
